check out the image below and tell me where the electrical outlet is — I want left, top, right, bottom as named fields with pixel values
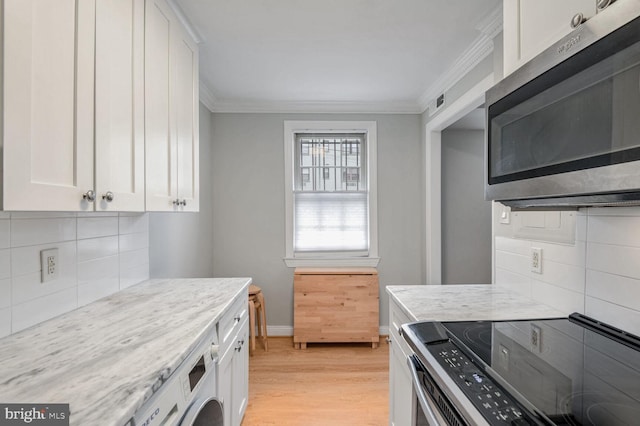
left=531, top=324, right=542, bottom=353
left=531, top=247, right=542, bottom=274
left=40, top=248, right=59, bottom=283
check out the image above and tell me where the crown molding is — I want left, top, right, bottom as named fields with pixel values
left=166, top=0, right=205, bottom=44
left=417, top=3, right=503, bottom=112
left=208, top=99, right=423, bottom=114
left=199, top=82, right=218, bottom=112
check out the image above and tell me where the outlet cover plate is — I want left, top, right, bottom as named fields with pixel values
left=41, top=248, right=59, bottom=283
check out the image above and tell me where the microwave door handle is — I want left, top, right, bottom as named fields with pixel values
left=407, top=355, right=443, bottom=425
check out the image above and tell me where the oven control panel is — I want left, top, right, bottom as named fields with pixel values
left=429, top=342, right=534, bottom=425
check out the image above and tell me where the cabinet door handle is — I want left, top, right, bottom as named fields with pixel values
left=234, top=315, right=241, bottom=323
left=102, top=191, right=114, bottom=202
left=180, top=200, right=187, bottom=206
left=83, top=190, right=96, bottom=202
left=172, top=199, right=180, bottom=206
left=386, top=337, right=392, bottom=344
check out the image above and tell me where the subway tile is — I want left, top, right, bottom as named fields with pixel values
left=12, top=288, right=77, bottom=333
left=535, top=240, right=585, bottom=267
left=78, top=277, right=119, bottom=307
left=495, top=236, right=530, bottom=256
left=0, top=307, right=10, bottom=338
left=120, top=264, right=149, bottom=289
left=531, top=279, right=583, bottom=315
left=495, top=268, right=531, bottom=298
left=11, top=212, right=77, bottom=219
left=0, top=212, right=10, bottom=219
left=587, top=215, right=640, bottom=247
left=11, top=242, right=76, bottom=277
left=587, top=242, right=640, bottom=279
left=576, top=214, right=587, bottom=242
left=77, top=255, right=119, bottom=285
left=11, top=218, right=76, bottom=247
left=77, top=236, right=118, bottom=263
left=495, top=250, right=530, bottom=275
left=0, top=278, right=10, bottom=309
left=119, top=214, right=149, bottom=235
left=536, top=260, right=585, bottom=294
left=77, top=212, right=118, bottom=218
left=119, top=248, right=149, bottom=272
left=0, top=249, right=10, bottom=279
left=77, top=216, right=118, bottom=240
left=0, top=220, right=9, bottom=249
left=586, top=296, right=640, bottom=336
left=119, top=232, right=148, bottom=252
left=586, top=270, right=640, bottom=313
left=12, top=267, right=77, bottom=306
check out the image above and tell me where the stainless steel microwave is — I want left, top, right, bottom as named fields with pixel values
left=486, top=0, right=640, bottom=208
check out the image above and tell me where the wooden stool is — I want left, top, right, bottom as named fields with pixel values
left=248, top=284, right=268, bottom=353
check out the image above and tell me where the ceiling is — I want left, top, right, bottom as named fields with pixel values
left=173, top=0, right=502, bottom=113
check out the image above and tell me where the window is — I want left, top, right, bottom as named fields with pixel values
left=284, top=121, right=378, bottom=267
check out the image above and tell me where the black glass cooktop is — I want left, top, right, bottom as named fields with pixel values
left=433, top=314, right=640, bottom=425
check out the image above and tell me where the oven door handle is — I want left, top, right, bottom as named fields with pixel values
left=407, top=355, right=443, bottom=425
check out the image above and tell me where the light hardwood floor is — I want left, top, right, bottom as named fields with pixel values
left=241, top=336, right=389, bottom=426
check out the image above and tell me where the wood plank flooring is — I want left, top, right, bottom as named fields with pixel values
left=241, top=336, right=389, bottom=426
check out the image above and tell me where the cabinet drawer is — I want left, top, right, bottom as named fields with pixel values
left=218, top=294, right=247, bottom=355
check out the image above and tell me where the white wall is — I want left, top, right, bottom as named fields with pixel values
left=441, top=129, right=491, bottom=284
left=494, top=206, right=640, bottom=336
left=210, top=113, right=424, bottom=332
left=0, top=212, right=149, bottom=337
left=149, top=103, right=214, bottom=278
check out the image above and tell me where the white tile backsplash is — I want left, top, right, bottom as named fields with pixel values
left=77, top=216, right=119, bottom=240
left=495, top=206, right=640, bottom=334
left=11, top=218, right=76, bottom=247
left=0, top=213, right=149, bottom=337
left=77, top=236, right=119, bottom=263
left=0, top=219, right=9, bottom=249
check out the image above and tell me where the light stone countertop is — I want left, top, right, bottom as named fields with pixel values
left=386, top=284, right=566, bottom=322
left=0, top=277, right=251, bottom=426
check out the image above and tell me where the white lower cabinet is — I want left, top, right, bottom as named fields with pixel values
left=388, top=299, right=415, bottom=426
left=218, top=310, right=249, bottom=426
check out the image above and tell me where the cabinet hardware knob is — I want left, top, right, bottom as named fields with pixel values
left=83, top=190, right=96, bottom=202
left=234, top=315, right=241, bottom=322
left=597, top=0, right=615, bottom=11
left=102, top=191, right=114, bottom=202
left=181, top=200, right=187, bottom=206
left=570, top=12, right=586, bottom=28
left=386, top=337, right=392, bottom=344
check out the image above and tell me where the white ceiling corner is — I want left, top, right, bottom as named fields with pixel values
left=176, top=0, right=503, bottom=114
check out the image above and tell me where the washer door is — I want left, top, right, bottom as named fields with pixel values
left=181, top=397, right=224, bottom=426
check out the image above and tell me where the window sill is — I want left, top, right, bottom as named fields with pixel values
left=283, top=257, right=380, bottom=268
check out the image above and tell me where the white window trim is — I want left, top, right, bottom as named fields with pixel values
left=284, top=120, right=379, bottom=268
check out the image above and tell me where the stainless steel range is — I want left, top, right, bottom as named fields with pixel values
left=401, top=314, right=640, bottom=425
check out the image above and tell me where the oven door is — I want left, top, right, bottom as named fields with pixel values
left=407, top=355, right=464, bottom=426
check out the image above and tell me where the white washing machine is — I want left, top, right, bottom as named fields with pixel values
left=132, top=329, right=223, bottom=426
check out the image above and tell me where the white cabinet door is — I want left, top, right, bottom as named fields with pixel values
left=232, top=320, right=249, bottom=425
left=3, top=0, right=95, bottom=211
left=217, top=315, right=249, bottom=426
left=95, top=0, right=145, bottom=212
left=504, top=0, right=596, bottom=76
left=388, top=300, right=415, bottom=426
left=145, top=0, right=200, bottom=212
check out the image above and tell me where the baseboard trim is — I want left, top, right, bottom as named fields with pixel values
left=267, top=325, right=390, bottom=337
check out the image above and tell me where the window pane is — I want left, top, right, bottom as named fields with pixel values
left=294, top=191, right=368, bottom=253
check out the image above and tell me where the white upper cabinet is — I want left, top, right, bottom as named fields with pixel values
left=2, top=0, right=145, bottom=211
left=94, top=0, right=146, bottom=212
left=145, top=0, right=200, bottom=212
left=503, top=0, right=597, bottom=76
left=3, top=0, right=95, bottom=211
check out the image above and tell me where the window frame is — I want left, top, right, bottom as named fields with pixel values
left=283, top=121, right=379, bottom=268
